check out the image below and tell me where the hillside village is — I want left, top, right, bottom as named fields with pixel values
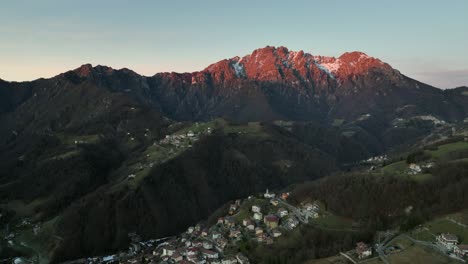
left=4, top=185, right=468, bottom=264
left=46, top=189, right=323, bottom=264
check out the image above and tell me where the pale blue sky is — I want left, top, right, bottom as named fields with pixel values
left=1, top=0, right=467, bottom=88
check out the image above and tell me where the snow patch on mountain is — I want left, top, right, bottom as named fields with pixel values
left=232, top=61, right=245, bottom=78
left=319, top=60, right=342, bottom=73
left=314, top=62, right=335, bottom=79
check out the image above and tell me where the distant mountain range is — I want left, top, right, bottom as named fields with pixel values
left=0, top=46, right=467, bottom=263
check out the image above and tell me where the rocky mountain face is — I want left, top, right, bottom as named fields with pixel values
left=0, top=46, right=467, bottom=262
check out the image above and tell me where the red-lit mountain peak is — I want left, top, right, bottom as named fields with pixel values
left=202, top=46, right=395, bottom=85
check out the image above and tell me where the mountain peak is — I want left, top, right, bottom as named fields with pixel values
left=203, top=46, right=394, bottom=84
left=72, top=64, right=116, bottom=78
left=74, top=64, right=94, bottom=77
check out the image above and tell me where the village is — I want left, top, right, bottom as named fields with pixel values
left=3, top=186, right=468, bottom=264
left=126, top=124, right=213, bottom=182
left=55, top=189, right=326, bottom=264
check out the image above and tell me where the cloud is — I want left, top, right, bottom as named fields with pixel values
left=411, top=69, right=468, bottom=89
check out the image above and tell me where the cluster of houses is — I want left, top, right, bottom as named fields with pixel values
left=159, top=128, right=211, bottom=149
left=75, top=189, right=324, bottom=264
left=364, top=155, right=388, bottom=164
left=408, top=162, right=433, bottom=175
left=437, top=233, right=468, bottom=259
left=126, top=127, right=213, bottom=181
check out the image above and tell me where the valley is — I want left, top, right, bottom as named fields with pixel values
left=4, top=126, right=466, bottom=264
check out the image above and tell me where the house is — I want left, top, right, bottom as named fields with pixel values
left=224, top=217, right=236, bottom=227
left=253, top=212, right=263, bottom=221
left=229, top=229, right=242, bottom=239
left=236, top=253, right=250, bottom=264
left=272, top=229, right=282, bottom=238
left=128, top=258, right=141, bottom=264
left=187, top=131, right=195, bottom=137
left=356, top=242, right=372, bottom=259
left=229, top=204, right=238, bottom=214
left=201, top=229, right=209, bottom=237
left=212, top=232, right=222, bottom=240
left=200, top=248, right=219, bottom=259
left=270, top=199, right=279, bottom=206
left=255, top=227, right=264, bottom=235
left=186, top=247, right=199, bottom=258
left=309, top=211, right=319, bottom=219
left=304, top=203, right=319, bottom=212
left=221, top=257, right=238, bottom=264
left=242, top=218, right=252, bottom=227
left=187, top=226, right=195, bottom=234
left=280, top=192, right=290, bottom=200
left=246, top=223, right=255, bottom=231
left=192, top=241, right=203, bottom=247
left=283, top=216, right=299, bottom=230
left=203, top=241, right=213, bottom=249
left=409, top=163, right=422, bottom=174
left=171, top=252, right=183, bottom=262
left=215, top=238, right=228, bottom=250
left=454, top=244, right=468, bottom=257
left=162, top=246, right=176, bottom=257
left=255, top=233, right=266, bottom=243
left=437, top=233, right=459, bottom=248
left=264, top=189, right=276, bottom=199
left=251, top=205, right=261, bottom=213
left=277, top=208, right=288, bottom=217
left=264, top=215, right=280, bottom=229
left=217, top=217, right=225, bottom=225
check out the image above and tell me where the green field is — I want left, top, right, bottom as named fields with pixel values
left=387, top=243, right=457, bottom=264
left=411, top=215, right=468, bottom=244
left=7, top=216, right=60, bottom=264
left=429, top=141, right=468, bottom=160
left=388, top=236, right=415, bottom=249
left=381, top=160, right=408, bottom=175
left=309, top=213, right=354, bottom=230
left=305, top=255, right=351, bottom=264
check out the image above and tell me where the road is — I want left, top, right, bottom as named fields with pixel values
left=276, top=199, right=309, bottom=224
left=375, top=232, right=395, bottom=264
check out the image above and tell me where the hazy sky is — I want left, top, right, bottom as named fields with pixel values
left=1, top=0, right=467, bottom=88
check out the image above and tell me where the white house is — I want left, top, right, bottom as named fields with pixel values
left=277, top=208, right=288, bottom=217
left=253, top=212, right=263, bottom=221
left=272, top=229, right=282, bottom=238
left=454, top=244, right=468, bottom=257
left=356, top=242, right=372, bottom=259
left=409, top=163, right=422, bottom=174
left=437, top=233, right=458, bottom=248
left=251, top=205, right=261, bottom=213
left=162, top=246, right=176, bottom=257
